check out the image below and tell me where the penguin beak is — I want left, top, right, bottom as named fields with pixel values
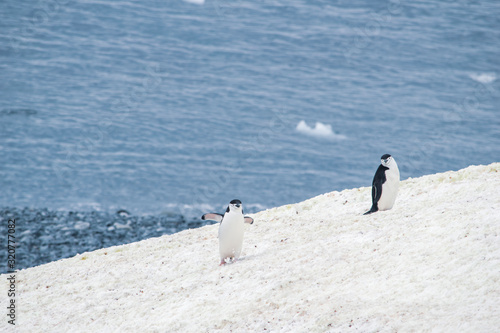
left=235, top=204, right=241, bottom=208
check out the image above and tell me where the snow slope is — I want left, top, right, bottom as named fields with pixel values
left=3, top=163, right=500, bottom=332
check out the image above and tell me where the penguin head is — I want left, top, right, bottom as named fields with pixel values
left=227, top=199, right=243, bottom=213
left=380, top=154, right=394, bottom=167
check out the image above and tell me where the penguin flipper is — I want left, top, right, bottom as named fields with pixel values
left=201, top=213, right=224, bottom=222
left=363, top=184, right=381, bottom=215
left=244, top=216, right=254, bottom=224
left=373, top=181, right=383, bottom=205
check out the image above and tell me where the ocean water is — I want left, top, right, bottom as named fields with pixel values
left=1, top=0, right=499, bottom=220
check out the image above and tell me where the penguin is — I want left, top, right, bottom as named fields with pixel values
left=201, top=199, right=254, bottom=265
left=364, top=154, right=400, bottom=215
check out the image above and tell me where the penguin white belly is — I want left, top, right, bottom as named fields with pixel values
left=218, top=214, right=244, bottom=260
left=378, top=168, right=400, bottom=211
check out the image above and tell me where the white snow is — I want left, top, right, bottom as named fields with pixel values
left=296, top=120, right=346, bottom=140
left=2, top=163, right=500, bottom=332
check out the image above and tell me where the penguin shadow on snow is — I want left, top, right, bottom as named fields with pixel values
left=201, top=199, right=254, bottom=266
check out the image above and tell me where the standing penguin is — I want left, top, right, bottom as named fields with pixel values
left=201, top=199, right=254, bottom=265
left=364, top=154, right=400, bottom=215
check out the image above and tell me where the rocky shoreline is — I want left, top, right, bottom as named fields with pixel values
left=0, top=207, right=215, bottom=272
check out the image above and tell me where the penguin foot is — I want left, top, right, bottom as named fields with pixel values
left=220, top=257, right=237, bottom=265
left=363, top=208, right=377, bottom=215
left=220, top=258, right=230, bottom=265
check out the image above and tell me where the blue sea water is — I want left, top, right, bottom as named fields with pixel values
left=1, top=0, right=499, bottom=219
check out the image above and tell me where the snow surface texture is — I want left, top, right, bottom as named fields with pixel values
left=2, top=163, right=499, bottom=332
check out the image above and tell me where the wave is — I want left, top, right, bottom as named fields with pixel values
left=295, top=120, right=346, bottom=140
left=0, top=108, right=37, bottom=116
